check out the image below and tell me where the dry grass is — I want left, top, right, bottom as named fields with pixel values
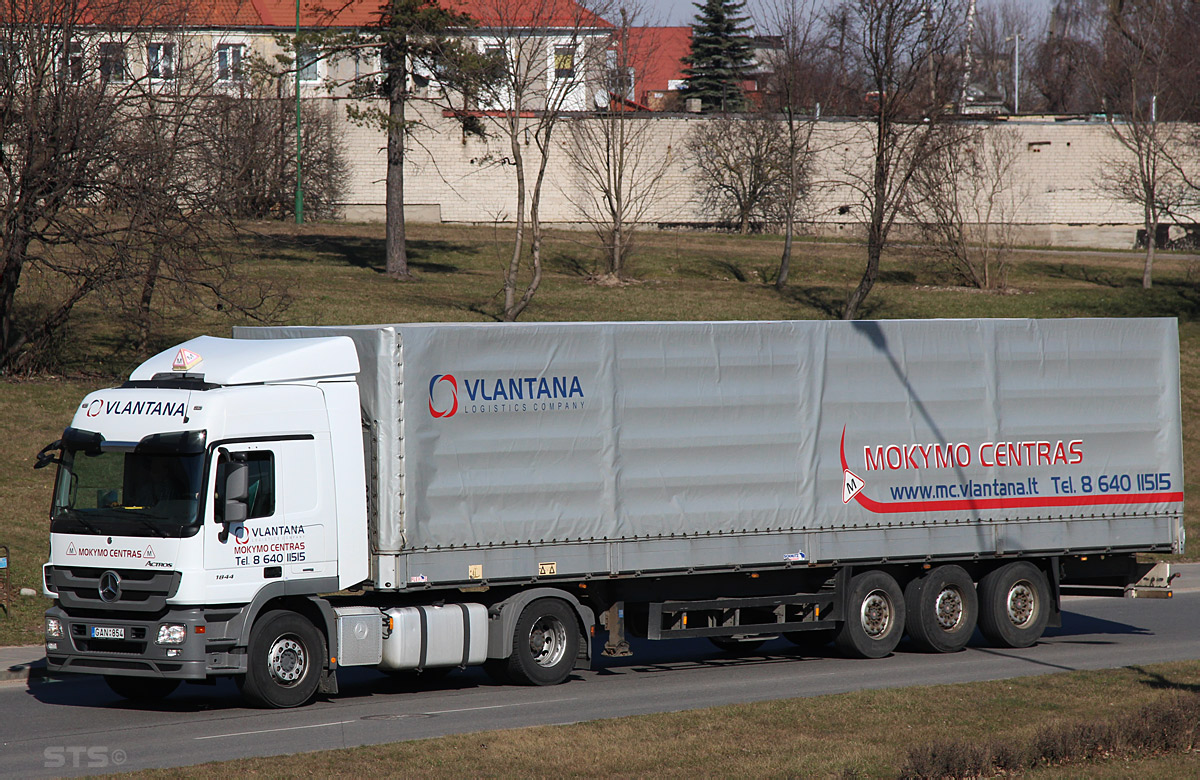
left=107, top=661, right=1200, bottom=779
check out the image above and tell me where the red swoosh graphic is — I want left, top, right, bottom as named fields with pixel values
left=839, top=426, right=1182, bottom=515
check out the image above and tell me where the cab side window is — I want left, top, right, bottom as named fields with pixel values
left=215, top=451, right=275, bottom=521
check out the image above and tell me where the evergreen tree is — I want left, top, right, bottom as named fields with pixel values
left=682, top=0, right=754, bottom=112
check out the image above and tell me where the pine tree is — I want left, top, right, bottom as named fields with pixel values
left=682, top=0, right=754, bottom=112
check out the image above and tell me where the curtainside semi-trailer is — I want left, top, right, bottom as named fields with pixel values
left=38, top=318, right=1182, bottom=708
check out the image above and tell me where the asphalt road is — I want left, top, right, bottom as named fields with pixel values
left=3, top=591, right=1200, bottom=778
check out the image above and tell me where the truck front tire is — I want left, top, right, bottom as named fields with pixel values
left=242, top=609, right=326, bottom=708
left=104, top=675, right=180, bottom=702
left=835, top=571, right=906, bottom=659
left=506, top=598, right=580, bottom=686
left=904, top=565, right=978, bottom=653
left=978, top=562, right=1050, bottom=648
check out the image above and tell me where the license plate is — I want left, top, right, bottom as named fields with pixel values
left=90, top=626, right=125, bottom=639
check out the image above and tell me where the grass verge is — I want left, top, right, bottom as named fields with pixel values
left=105, top=661, right=1200, bottom=779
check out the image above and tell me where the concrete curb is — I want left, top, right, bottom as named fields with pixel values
left=0, top=646, right=47, bottom=685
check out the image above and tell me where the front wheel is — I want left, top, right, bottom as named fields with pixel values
left=104, top=675, right=180, bottom=702
left=242, top=609, right=325, bottom=709
left=506, top=599, right=580, bottom=686
left=978, top=562, right=1050, bottom=648
left=835, top=570, right=906, bottom=659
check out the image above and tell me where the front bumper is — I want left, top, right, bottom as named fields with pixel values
left=44, top=604, right=247, bottom=679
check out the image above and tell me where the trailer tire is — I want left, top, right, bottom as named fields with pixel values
left=835, top=571, right=905, bottom=659
left=241, top=609, right=325, bottom=709
left=904, top=565, right=978, bottom=653
left=104, top=675, right=180, bottom=702
left=978, top=562, right=1050, bottom=648
left=506, top=598, right=580, bottom=686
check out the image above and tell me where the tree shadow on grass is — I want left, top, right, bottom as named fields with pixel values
left=1128, top=665, right=1200, bottom=695
left=780, top=285, right=889, bottom=320
left=243, top=232, right=473, bottom=275
left=1021, top=260, right=1132, bottom=289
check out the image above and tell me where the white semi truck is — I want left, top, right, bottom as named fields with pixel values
left=39, top=319, right=1182, bottom=708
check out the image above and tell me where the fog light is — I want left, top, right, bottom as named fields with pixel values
left=165, top=648, right=180, bottom=657
left=157, top=624, right=186, bottom=645
left=47, top=641, right=58, bottom=651
left=46, top=618, right=63, bottom=638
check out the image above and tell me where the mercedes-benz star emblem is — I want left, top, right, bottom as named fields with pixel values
left=98, top=570, right=122, bottom=603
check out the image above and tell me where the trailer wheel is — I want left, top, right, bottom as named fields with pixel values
left=506, top=598, right=580, bottom=686
left=835, top=571, right=906, bottom=659
left=104, top=675, right=180, bottom=702
left=241, top=609, right=325, bottom=708
left=978, top=562, right=1050, bottom=648
left=904, top=565, right=978, bottom=653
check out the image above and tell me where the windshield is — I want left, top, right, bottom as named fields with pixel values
left=51, top=430, right=206, bottom=537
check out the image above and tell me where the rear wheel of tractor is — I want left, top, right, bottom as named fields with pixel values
left=904, top=565, right=978, bottom=653
left=978, top=562, right=1050, bottom=649
left=104, top=675, right=180, bottom=702
left=506, top=598, right=580, bottom=686
left=242, top=609, right=325, bottom=709
left=835, top=571, right=906, bottom=659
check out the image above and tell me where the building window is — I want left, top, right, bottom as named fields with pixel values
left=67, top=41, right=84, bottom=82
left=99, top=42, right=127, bottom=83
left=147, top=42, right=175, bottom=80
left=215, top=43, right=244, bottom=82
left=297, top=46, right=319, bottom=83
left=554, top=45, right=575, bottom=80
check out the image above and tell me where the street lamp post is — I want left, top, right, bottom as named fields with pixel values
left=1006, top=33, right=1021, bottom=115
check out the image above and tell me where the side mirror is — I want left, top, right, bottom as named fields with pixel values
left=34, top=440, right=63, bottom=470
left=223, top=461, right=249, bottom=525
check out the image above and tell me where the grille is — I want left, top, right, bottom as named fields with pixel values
left=50, top=567, right=181, bottom=613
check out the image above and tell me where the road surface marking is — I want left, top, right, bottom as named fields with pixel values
left=196, top=720, right=355, bottom=740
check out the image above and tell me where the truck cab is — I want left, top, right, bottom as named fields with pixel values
left=41, top=336, right=368, bottom=705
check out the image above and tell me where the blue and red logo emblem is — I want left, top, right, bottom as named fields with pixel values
left=428, top=374, right=458, bottom=418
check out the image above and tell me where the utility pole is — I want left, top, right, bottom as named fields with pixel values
left=1006, top=33, right=1021, bottom=114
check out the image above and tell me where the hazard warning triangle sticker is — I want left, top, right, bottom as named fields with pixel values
left=66, top=543, right=76, bottom=555
left=843, top=469, right=865, bottom=504
left=145, top=546, right=155, bottom=559
left=172, top=347, right=202, bottom=371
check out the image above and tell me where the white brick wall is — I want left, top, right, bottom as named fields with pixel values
left=331, top=100, right=1195, bottom=247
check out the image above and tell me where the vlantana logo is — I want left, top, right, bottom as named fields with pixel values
left=428, top=374, right=459, bottom=418
left=428, top=372, right=587, bottom=418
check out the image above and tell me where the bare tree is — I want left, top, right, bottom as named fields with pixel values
left=832, top=0, right=966, bottom=320
left=1095, top=0, right=1200, bottom=288
left=199, top=57, right=348, bottom=221
left=762, top=0, right=823, bottom=289
left=449, top=0, right=612, bottom=321
left=1029, top=0, right=1104, bottom=113
left=562, top=8, right=672, bottom=279
left=0, top=0, right=286, bottom=372
left=909, top=124, right=1024, bottom=289
left=687, top=114, right=788, bottom=234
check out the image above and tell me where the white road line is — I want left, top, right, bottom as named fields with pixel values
left=195, top=720, right=355, bottom=740
left=424, top=698, right=576, bottom=715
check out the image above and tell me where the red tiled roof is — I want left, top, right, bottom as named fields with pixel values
left=191, top=0, right=612, bottom=29
left=625, top=27, right=691, bottom=105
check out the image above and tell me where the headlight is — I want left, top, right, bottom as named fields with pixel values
left=156, top=624, right=187, bottom=645
left=45, top=618, right=63, bottom=638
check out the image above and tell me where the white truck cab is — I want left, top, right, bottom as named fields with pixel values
left=42, top=336, right=368, bottom=705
